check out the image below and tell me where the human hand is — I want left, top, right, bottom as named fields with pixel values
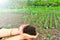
left=18, top=24, right=39, bottom=40
left=19, top=33, right=39, bottom=40
left=18, top=24, right=29, bottom=34
left=2, top=33, right=39, bottom=40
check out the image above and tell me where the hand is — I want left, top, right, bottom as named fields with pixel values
left=18, top=24, right=29, bottom=34
left=18, top=24, right=39, bottom=40
left=2, top=33, right=39, bottom=40
left=19, top=33, right=39, bottom=40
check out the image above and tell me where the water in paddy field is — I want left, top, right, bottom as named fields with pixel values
left=0, top=0, right=27, bottom=28
left=0, top=13, right=26, bottom=28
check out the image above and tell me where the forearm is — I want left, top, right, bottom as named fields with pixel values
left=2, top=35, right=21, bottom=40
left=0, top=28, right=19, bottom=38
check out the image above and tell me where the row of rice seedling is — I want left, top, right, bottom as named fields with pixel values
left=26, top=13, right=43, bottom=27
left=54, top=14, right=58, bottom=28
left=23, top=6, right=60, bottom=28
left=44, top=14, right=49, bottom=28
left=40, top=13, right=45, bottom=25
left=57, top=16, right=60, bottom=23
left=38, top=17, right=44, bottom=27
left=33, top=14, right=43, bottom=26
left=49, top=14, right=52, bottom=28
left=56, top=12, right=60, bottom=17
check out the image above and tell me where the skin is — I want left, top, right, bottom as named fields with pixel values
left=19, top=24, right=29, bottom=34
left=18, top=24, right=39, bottom=40
left=2, top=33, right=39, bottom=40
left=0, top=28, right=19, bottom=38
left=1, top=24, right=39, bottom=40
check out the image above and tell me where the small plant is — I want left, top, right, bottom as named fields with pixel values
left=49, top=14, right=52, bottom=28
left=54, top=14, right=58, bottom=28
left=44, top=16, right=49, bottom=28
left=23, top=6, right=60, bottom=29
left=57, top=16, right=60, bottom=23
left=46, top=33, right=51, bottom=40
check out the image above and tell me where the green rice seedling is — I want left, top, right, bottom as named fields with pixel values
left=44, top=16, right=49, bottom=28
left=49, top=14, right=52, bottom=28
left=23, top=16, right=28, bottom=23
left=38, top=17, right=43, bottom=26
left=57, top=16, right=60, bottom=23
left=55, top=20, right=58, bottom=28
left=54, top=14, right=58, bottom=28
left=46, top=33, right=51, bottom=40
left=23, top=6, right=60, bottom=28
left=38, top=16, right=45, bottom=27
left=40, top=29, right=49, bottom=34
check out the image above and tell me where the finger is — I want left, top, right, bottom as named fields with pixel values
left=19, top=33, right=39, bottom=40
left=33, top=32, right=39, bottom=38
left=20, top=24, right=29, bottom=30
left=23, top=33, right=39, bottom=38
left=19, top=24, right=29, bottom=34
left=21, top=33, right=38, bottom=38
left=16, top=34, right=30, bottom=40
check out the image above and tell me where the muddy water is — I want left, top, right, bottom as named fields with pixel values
left=0, top=14, right=25, bottom=28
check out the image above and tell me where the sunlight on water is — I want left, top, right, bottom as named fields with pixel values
left=0, top=14, right=24, bottom=28
left=0, top=0, right=9, bottom=8
left=0, top=0, right=27, bottom=9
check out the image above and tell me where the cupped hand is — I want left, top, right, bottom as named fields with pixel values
left=19, top=33, right=39, bottom=40
left=18, top=24, right=29, bottom=34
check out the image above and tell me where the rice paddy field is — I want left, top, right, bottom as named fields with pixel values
left=0, top=0, right=60, bottom=40
left=24, top=6, right=60, bottom=28
left=0, top=6, right=60, bottom=40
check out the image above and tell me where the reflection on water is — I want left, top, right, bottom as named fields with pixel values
left=0, top=0, right=27, bottom=9
left=0, top=14, right=24, bottom=28
left=0, top=0, right=28, bottom=28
